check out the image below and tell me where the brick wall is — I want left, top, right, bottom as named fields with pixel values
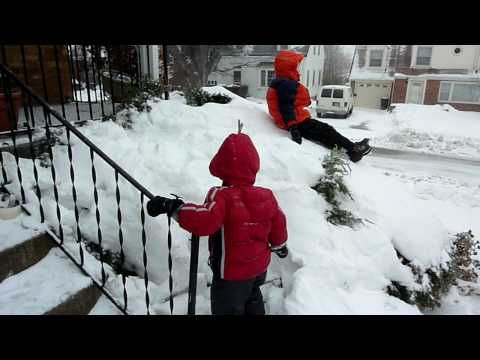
left=3, top=45, right=73, bottom=104
left=443, top=103, right=480, bottom=111
left=424, top=80, right=440, bottom=105
left=391, top=79, right=407, bottom=103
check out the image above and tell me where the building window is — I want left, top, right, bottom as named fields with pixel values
left=312, top=71, right=316, bottom=87
left=439, top=81, right=480, bottom=103
left=307, top=70, right=310, bottom=87
left=318, top=70, right=321, bottom=86
left=233, top=71, right=241, bottom=85
left=439, top=83, right=451, bottom=101
left=369, top=49, right=383, bottom=67
left=416, top=46, right=433, bottom=66
left=260, top=69, right=275, bottom=87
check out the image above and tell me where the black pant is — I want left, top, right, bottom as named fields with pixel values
left=297, top=118, right=354, bottom=152
left=210, top=272, right=267, bottom=315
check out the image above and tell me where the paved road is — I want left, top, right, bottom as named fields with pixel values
left=368, top=146, right=480, bottom=182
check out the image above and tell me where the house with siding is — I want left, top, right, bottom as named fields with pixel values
left=349, top=45, right=480, bottom=111
left=208, top=45, right=324, bottom=99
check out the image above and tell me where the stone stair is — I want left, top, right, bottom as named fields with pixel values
left=0, top=212, right=102, bottom=315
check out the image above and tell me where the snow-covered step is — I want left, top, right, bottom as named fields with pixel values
left=0, top=247, right=101, bottom=315
left=0, top=214, right=51, bottom=282
left=0, top=233, right=55, bottom=283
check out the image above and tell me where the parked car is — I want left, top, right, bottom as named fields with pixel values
left=315, top=85, right=354, bottom=118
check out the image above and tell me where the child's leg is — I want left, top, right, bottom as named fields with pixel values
left=245, top=272, right=267, bottom=315
left=297, top=118, right=355, bottom=152
left=210, top=276, right=254, bottom=315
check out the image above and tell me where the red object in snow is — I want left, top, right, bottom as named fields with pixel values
left=266, top=50, right=312, bottom=129
left=177, top=133, right=288, bottom=281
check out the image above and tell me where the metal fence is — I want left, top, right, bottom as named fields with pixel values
left=0, top=46, right=200, bottom=315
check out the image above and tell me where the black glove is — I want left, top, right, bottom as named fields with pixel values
left=272, top=245, right=288, bottom=259
left=289, top=126, right=302, bottom=145
left=146, top=196, right=184, bottom=217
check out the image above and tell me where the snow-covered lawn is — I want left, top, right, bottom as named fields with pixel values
left=308, top=103, right=480, bottom=160
left=2, top=88, right=479, bottom=314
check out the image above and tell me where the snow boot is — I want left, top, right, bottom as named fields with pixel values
left=348, top=138, right=372, bottom=163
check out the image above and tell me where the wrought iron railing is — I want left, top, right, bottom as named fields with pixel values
left=0, top=44, right=171, bottom=130
left=0, top=52, right=201, bottom=315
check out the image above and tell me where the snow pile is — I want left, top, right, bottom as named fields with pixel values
left=375, top=104, right=480, bottom=158
left=1, top=86, right=459, bottom=314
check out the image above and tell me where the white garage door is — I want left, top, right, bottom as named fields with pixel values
left=353, top=81, right=392, bottom=109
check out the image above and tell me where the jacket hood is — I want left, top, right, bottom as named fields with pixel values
left=209, top=133, right=260, bottom=186
left=274, top=50, right=304, bottom=81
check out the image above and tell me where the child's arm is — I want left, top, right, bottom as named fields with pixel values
left=276, top=80, right=298, bottom=128
left=269, top=199, right=288, bottom=251
left=176, top=187, right=226, bottom=237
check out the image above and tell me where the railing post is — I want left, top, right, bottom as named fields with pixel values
left=81, top=45, right=93, bottom=119
left=187, top=235, right=200, bottom=315
left=162, top=45, right=169, bottom=100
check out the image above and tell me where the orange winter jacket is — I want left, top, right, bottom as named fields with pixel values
left=266, top=51, right=311, bottom=130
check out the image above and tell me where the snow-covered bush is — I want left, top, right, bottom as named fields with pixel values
left=84, top=240, right=137, bottom=277
left=388, top=230, right=480, bottom=310
left=103, top=79, right=165, bottom=129
left=118, top=79, right=164, bottom=113
left=311, top=147, right=362, bottom=228
left=184, top=88, right=232, bottom=107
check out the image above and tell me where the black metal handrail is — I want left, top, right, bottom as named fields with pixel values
left=0, top=61, right=201, bottom=315
left=0, top=64, right=155, bottom=198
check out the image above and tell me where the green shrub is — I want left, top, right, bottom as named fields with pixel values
left=184, top=88, right=232, bottom=106
left=311, top=147, right=362, bottom=228
left=388, top=230, right=480, bottom=310
left=118, top=78, right=164, bottom=113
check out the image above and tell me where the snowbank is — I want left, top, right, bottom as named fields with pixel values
left=375, top=104, right=480, bottom=159
left=1, top=87, right=458, bottom=314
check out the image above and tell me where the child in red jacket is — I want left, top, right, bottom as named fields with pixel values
left=266, top=50, right=372, bottom=162
left=147, top=132, right=288, bottom=315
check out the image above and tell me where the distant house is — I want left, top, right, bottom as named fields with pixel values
left=349, top=45, right=480, bottom=111
left=208, top=45, right=325, bottom=99
left=294, top=45, right=325, bottom=99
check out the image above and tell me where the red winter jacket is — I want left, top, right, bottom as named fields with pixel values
left=266, top=51, right=312, bottom=130
left=176, top=133, right=288, bottom=281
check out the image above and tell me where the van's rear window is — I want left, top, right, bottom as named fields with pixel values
left=333, top=89, right=344, bottom=98
left=321, top=89, right=332, bottom=97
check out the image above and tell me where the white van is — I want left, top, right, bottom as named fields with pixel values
left=315, top=85, right=354, bottom=118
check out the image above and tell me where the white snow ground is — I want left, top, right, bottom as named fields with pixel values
left=1, top=88, right=479, bottom=314
left=309, top=103, right=480, bottom=160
